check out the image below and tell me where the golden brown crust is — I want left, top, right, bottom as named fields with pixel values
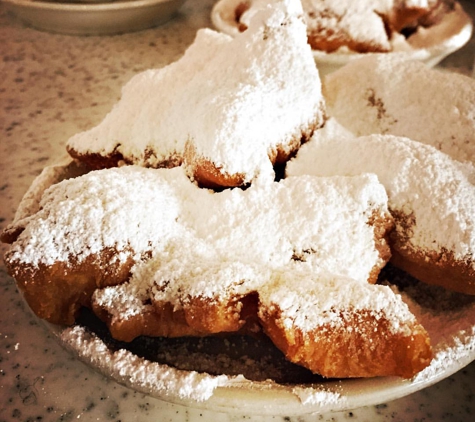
left=1, top=227, right=23, bottom=244
left=93, top=292, right=260, bottom=342
left=66, top=147, right=126, bottom=171
left=259, top=306, right=432, bottom=379
left=368, top=211, right=394, bottom=284
left=5, top=247, right=136, bottom=325
left=389, top=211, right=475, bottom=295
left=67, top=115, right=323, bottom=190
left=184, top=142, right=247, bottom=189
left=67, top=146, right=183, bottom=173
left=93, top=275, right=434, bottom=380
left=185, top=114, right=323, bottom=188
left=307, top=30, right=390, bottom=54
left=390, top=247, right=475, bottom=296
left=94, top=303, right=205, bottom=341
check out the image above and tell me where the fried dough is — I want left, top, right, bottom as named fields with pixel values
left=322, top=54, right=475, bottom=164
left=4, top=164, right=395, bottom=373
left=237, top=0, right=454, bottom=53
left=258, top=269, right=432, bottom=378
left=287, top=128, right=475, bottom=295
left=67, top=0, right=325, bottom=188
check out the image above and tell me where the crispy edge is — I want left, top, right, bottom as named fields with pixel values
left=390, top=211, right=475, bottom=296
left=259, top=306, right=432, bottom=379
left=5, top=247, right=136, bottom=325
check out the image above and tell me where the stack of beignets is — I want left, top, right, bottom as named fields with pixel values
left=4, top=162, right=433, bottom=378
left=5, top=0, right=475, bottom=384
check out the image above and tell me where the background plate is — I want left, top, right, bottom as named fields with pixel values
left=211, top=0, right=473, bottom=75
left=2, top=0, right=186, bottom=35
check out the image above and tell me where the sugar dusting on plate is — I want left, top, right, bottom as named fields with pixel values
left=60, top=324, right=232, bottom=402
left=56, top=272, right=475, bottom=411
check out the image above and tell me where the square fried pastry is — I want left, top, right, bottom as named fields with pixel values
left=67, top=0, right=325, bottom=189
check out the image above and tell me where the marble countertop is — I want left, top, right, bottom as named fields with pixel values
left=1, top=1, right=475, bottom=421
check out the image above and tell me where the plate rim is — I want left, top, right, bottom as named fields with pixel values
left=51, top=307, right=475, bottom=416
left=2, top=0, right=187, bottom=36
left=2, top=0, right=185, bottom=12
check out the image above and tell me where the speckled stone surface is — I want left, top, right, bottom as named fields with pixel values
left=1, top=1, right=475, bottom=421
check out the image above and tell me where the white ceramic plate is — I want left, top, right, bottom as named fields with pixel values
left=9, top=159, right=475, bottom=417
left=211, top=0, right=473, bottom=75
left=2, top=0, right=187, bottom=35
left=53, top=288, right=475, bottom=416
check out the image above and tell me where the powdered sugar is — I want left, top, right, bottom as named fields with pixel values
left=292, top=385, right=343, bottom=406
left=58, top=323, right=347, bottom=410
left=60, top=325, right=230, bottom=402
left=389, top=280, right=475, bottom=383
left=322, top=54, right=475, bottom=164
left=7, top=166, right=190, bottom=267
left=56, top=278, right=475, bottom=411
left=88, top=167, right=390, bottom=321
left=241, top=0, right=440, bottom=53
left=414, top=320, right=475, bottom=383
left=258, top=268, right=417, bottom=335
left=287, top=128, right=475, bottom=261
left=67, top=0, right=324, bottom=184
